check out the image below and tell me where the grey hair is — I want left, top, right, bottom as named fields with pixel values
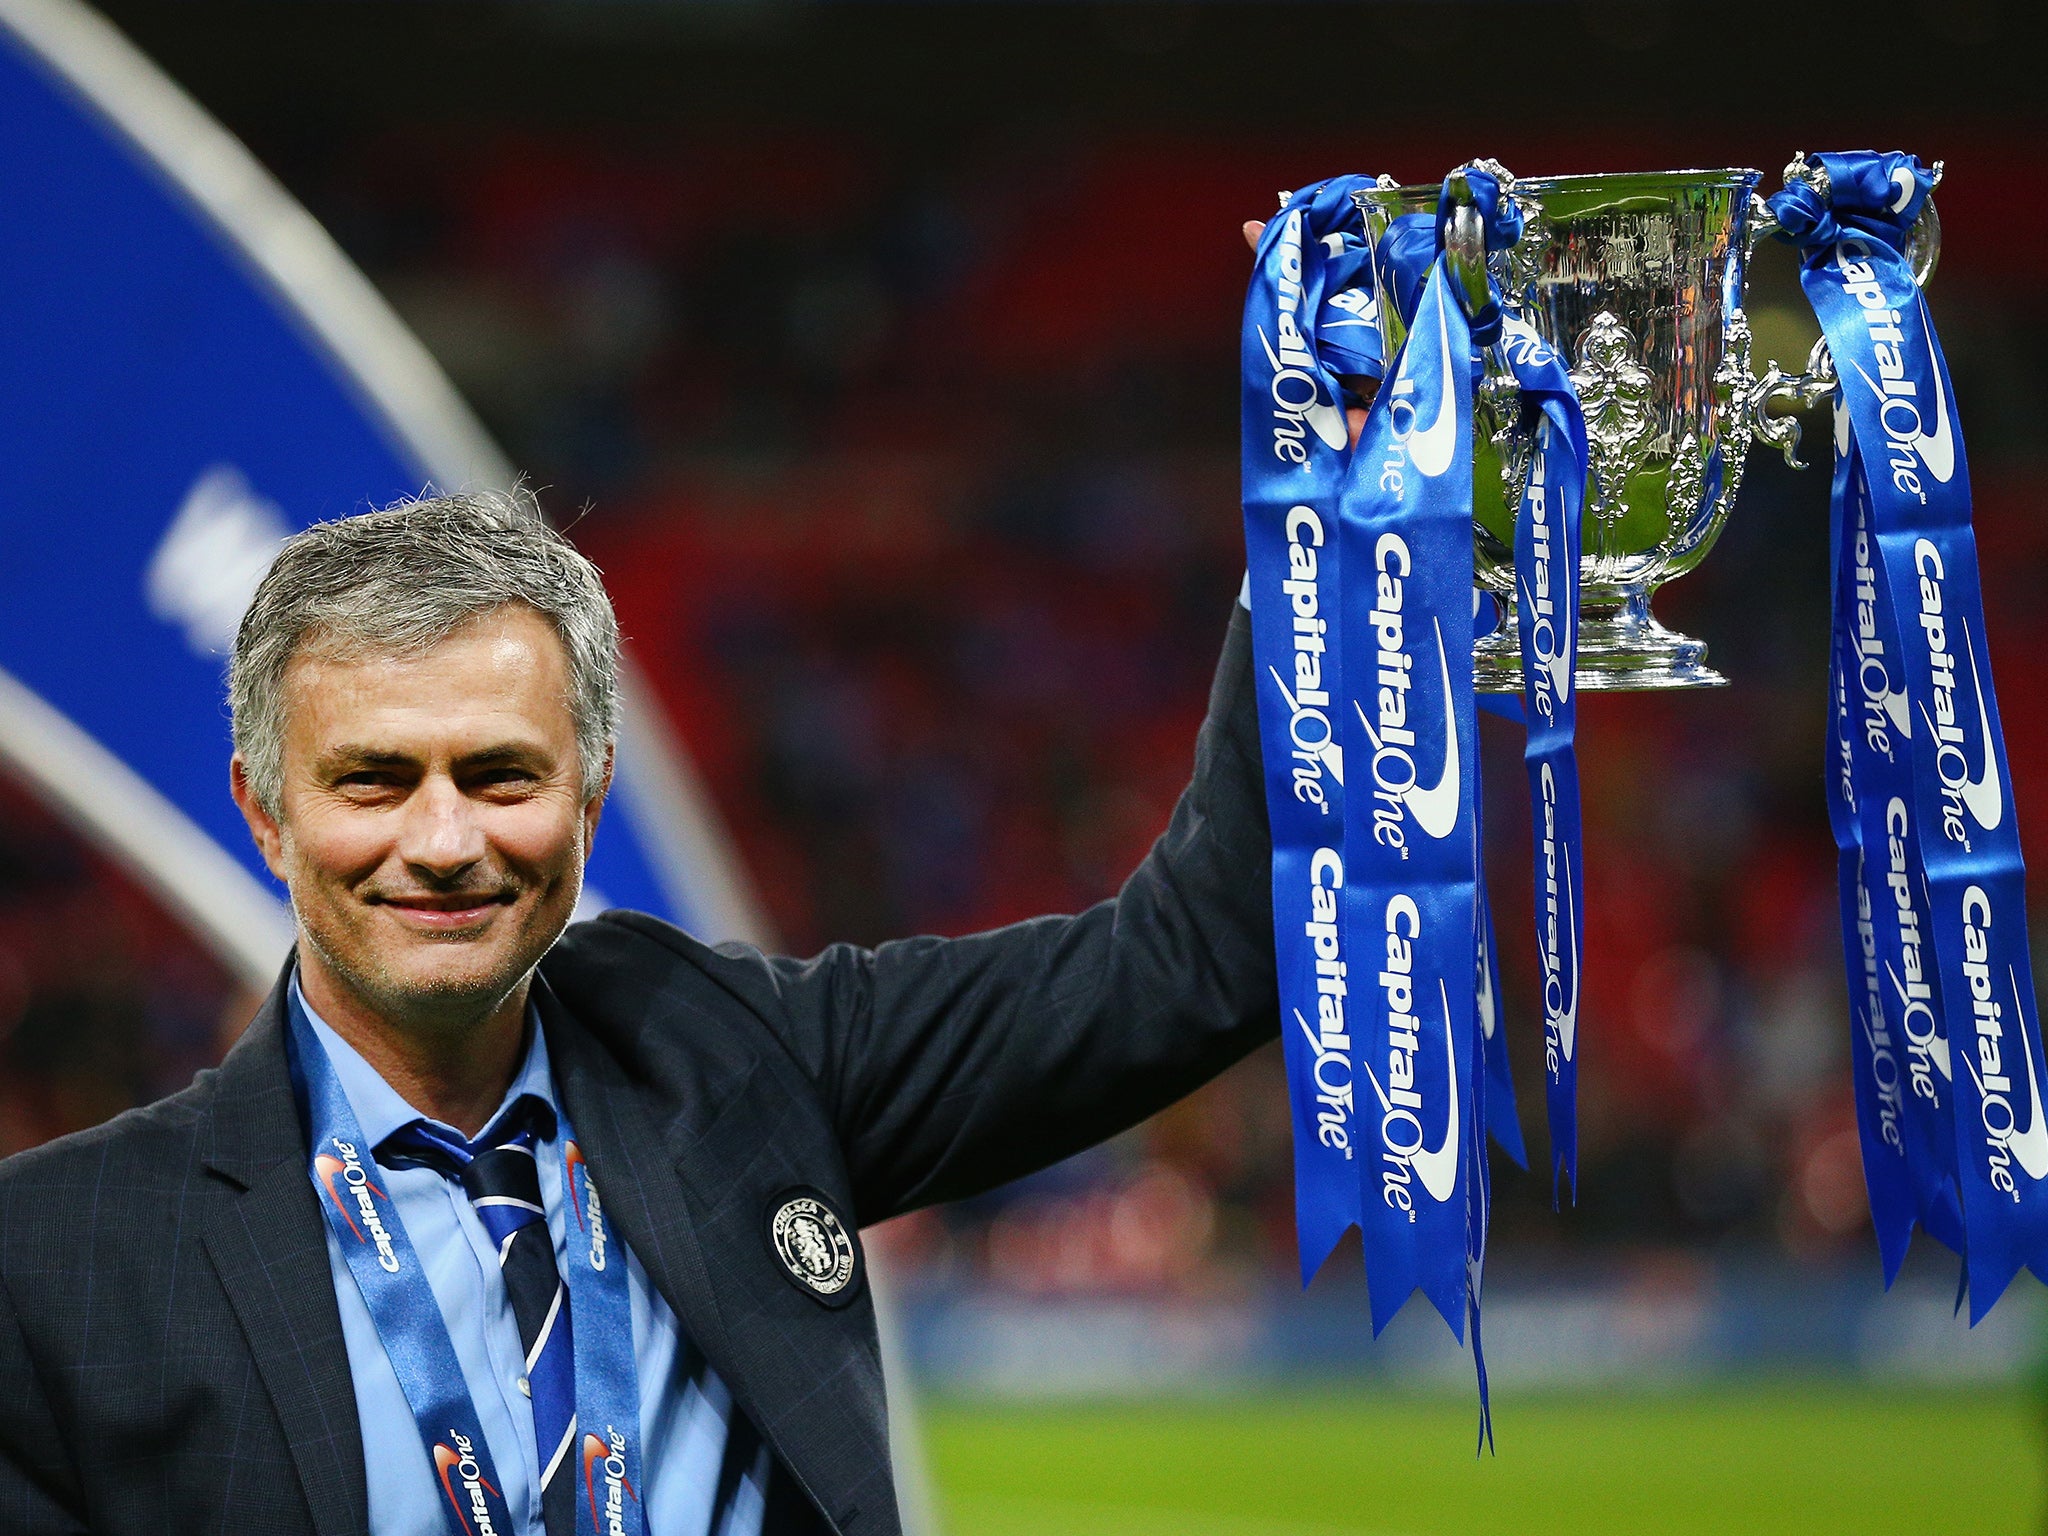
left=229, top=486, right=621, bottom=816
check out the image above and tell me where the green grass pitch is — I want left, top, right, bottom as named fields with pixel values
left=924, top=1386, right=2044, bottom=1535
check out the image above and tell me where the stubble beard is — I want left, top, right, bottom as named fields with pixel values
left=293, top=871, right=578, bottom=1047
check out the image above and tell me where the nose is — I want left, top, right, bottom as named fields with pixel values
left=394, top=773, right=488, bottom=884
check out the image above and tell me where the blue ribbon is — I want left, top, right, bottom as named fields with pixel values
left=1343, top=237, right=1480, bottom=1339
left=287, top=995, right=649, bottom=1534
left=1496, top=316, right=1588, bottom=1203
left=1243, top=170, right=1588, bottom=1422
left=1826, top=430, right=1967, bottom=1281
left=1775, top=151, right=2048, bottom=1318
left=1240, top=176, right=1379, bottom=1285
left=1338, top=169, right=1541, bottom=1398
left=557, top=1078, right=649, bottom=1536
left=1370, top=192, right=1586, bottom=1192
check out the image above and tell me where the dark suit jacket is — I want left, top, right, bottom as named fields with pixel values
left=0, top=609, right=1274, bottom=1535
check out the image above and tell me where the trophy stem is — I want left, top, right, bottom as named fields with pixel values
left=1474, top=585, right=1727, bottom=693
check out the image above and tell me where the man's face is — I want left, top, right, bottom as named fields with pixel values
left=232, top=604, right=605, bottom=1032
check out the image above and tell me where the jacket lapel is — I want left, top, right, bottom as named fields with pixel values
left=535, top=982, right=860, bottom=1534
left=537, top=977, right=741, bottom=1364
left=199, top=976, right=369, bottom=1536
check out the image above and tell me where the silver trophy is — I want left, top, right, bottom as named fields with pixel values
left=1356, top=156, right=1940, bottom=690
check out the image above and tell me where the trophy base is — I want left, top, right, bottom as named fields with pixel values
left=1474, top=589, right=1727, bottom=694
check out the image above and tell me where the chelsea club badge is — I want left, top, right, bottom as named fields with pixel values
left=767, top=1190, right=859, bottom=1304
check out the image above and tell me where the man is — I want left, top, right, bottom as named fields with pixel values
left=0, top=486, right=1275, bottom=1535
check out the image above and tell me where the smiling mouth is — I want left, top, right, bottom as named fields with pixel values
left=370, top=891, right=516, bottom=929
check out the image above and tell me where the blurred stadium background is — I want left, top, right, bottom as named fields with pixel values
left=4, top=2, right=2048, bottom=1530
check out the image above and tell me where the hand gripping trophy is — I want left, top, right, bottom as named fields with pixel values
left=1241, top=151, right=2041, bottom=1422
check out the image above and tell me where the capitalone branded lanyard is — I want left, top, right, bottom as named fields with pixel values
left=1242, top=168, right=1589, bottom=1429
left=1240, top=176, right=1381, bottom=1288
left=286, top=995, right=648, bottom=1536
left=1338, top=237, right=1486, bottom=1369
left=1826, top=443, right=1967, bottom=1282
left=1488, top=308, right=1590, bottom=1204
left=1777, top=151, right=2048, bottom=1317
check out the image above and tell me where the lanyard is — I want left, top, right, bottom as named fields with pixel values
left=1826, top=438, right=1966, bottom=1279
left=1367, top=211, right=1590, bottom=1209
left=1776, top=150, right=2048, bottom=1316
left=1342, top=252, right=1481, bottom=1345
left=1240, top=175, right=1380, bottom=1285
left=287, top=994, right=649, bottom=1535
left=1498, top=316, right=1589, bottom=1204
left=1245, top=168, right=1587, bottom=1429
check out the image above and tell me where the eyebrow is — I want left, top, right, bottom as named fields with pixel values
left=315, top=742, right=555, bottom=775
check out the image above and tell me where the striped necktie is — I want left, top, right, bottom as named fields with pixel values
left=380, top=1096, right=578, bottom=1536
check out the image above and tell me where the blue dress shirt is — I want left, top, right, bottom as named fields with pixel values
left=298, top=981, right=763, bottom=1535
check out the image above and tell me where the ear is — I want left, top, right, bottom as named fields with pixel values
left=230, top=756, right=290, bottom=882
left=581, top=744, right=614, bottom=856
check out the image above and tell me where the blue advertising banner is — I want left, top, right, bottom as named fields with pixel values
left=0, top=0, right=766, bottom=983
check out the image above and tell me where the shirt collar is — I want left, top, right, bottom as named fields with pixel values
left=289, top=971, right=559, bottom=1152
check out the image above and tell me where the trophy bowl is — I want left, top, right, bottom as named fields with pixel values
left=1356, top=162, right=1938, bottom=691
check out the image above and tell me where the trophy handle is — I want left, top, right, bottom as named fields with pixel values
left=1739, top=157, right=1942, bottom=469
left=1440, top=169, right=1493, bottom=321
